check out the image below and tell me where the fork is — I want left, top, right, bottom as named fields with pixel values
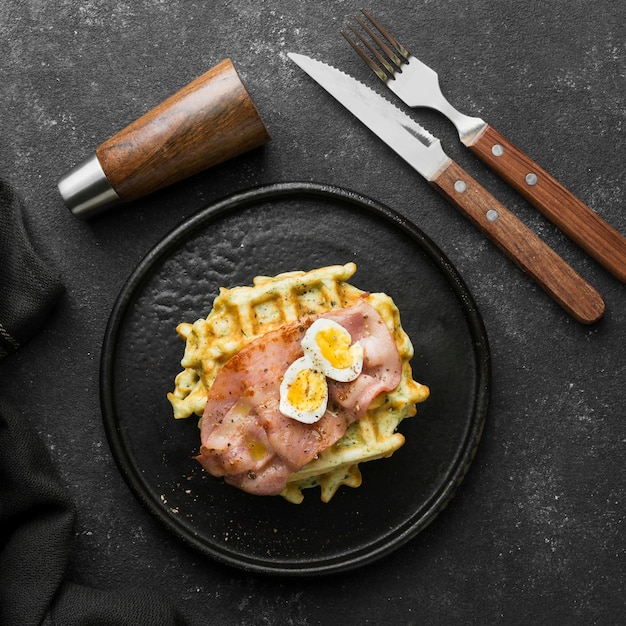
left=342, top=9, right=626, bottom=283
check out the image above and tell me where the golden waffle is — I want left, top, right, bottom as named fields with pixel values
left=167, top=262, right=429, bottom=503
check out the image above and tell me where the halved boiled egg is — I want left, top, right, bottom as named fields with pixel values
left=279, top=356, right=328, bottom=424
left=301, top=318, right=363, bottom=382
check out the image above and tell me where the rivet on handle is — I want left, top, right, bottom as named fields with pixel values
left=491, top=144, right=504, bottom=156
left=525, top=173, right=538, bottom=186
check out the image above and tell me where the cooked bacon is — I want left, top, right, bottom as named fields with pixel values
left=194, top=299, right=402, bottom=496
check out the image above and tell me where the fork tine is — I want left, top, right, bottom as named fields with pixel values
left=342, top=10, right=411, bottom=83
left=341, top=27, right=394, bottom=81
left=360, top=9, right=410, bottom=62
left=354, top=15, right=404, bottom=69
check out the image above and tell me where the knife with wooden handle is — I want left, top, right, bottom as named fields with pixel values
left=343, top=15, right=626, bottom=283
left=288, top=53, right=605, bottom=324
left=432, top=159, right=605, bottom=324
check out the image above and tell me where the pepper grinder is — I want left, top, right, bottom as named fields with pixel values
left=58, top=58, right=271, bottom=218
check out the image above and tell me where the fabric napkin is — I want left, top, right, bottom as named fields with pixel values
left=0, top=179, right=197, bottom=625
left=0, top=399, right=194, bottom=625
left=0, top=179, right=65, bottom=359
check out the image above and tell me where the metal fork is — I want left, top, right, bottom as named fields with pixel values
left=342, top=9, right=485, bottom=145
left=342, top=9, right=626, bottom=283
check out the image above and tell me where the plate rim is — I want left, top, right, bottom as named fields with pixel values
left=100, top=181, right=490, bottom=576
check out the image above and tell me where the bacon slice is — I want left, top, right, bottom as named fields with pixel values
left=194, top=299, right=402, bottom=496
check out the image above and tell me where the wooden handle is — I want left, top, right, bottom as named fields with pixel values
left=430, top=160, right=605, bottom=324
left=468, top=124, right=626, bottom=282
left=95, top=59, right=270, bottom=201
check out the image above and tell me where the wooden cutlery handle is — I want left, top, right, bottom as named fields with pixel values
left=468, top=124, right=626, bottom=282
left=430, top=160, right=605, bottom=324
left=95, top=59, right=270, bottom=202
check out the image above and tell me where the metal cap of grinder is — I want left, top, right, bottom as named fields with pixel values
left=58, top=58, right=271, bottom=219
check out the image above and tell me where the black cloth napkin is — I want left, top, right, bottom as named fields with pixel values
left=0, top=180, right=64, bottom=360
left=0, top=398, right=195, bottom=626
left=0, top=180, right=196, bottom=625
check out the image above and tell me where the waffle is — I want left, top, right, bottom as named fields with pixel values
left=167, top=262, right=429, bottom=503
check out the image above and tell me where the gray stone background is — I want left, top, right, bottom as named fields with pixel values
left=1, top=1, right=624, bottom=623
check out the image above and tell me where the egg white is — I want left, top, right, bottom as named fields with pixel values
left=279, top=356, right=328, bottom=424
left=301, top=318, right=363, bottom=383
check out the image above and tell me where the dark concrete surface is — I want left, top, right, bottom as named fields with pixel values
left=1, top=1, right=624, bottom=624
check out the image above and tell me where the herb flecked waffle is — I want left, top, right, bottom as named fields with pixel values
left=167, top=262, right=429, bottom=503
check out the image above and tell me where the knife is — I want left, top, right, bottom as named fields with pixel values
left=340, top=10, right=626, bottom=284
left=288, top=52, right=604, bottom=324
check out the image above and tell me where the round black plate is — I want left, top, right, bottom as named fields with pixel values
left=101, top=182, right=490, bottom=576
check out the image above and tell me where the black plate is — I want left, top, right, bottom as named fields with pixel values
left=101, top=182, right=490, bottom=576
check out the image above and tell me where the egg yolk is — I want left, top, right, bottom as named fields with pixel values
left=316, top=327, right=353, bottom=369
left=286, top=367, right=327, bottom=412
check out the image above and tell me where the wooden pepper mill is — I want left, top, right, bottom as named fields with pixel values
left=58, top=59, right=271, bottom=218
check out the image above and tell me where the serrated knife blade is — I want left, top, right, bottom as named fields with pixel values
left=289, top=52, right=448, bottom=181
left=288, top=52, right=604, bottom=324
